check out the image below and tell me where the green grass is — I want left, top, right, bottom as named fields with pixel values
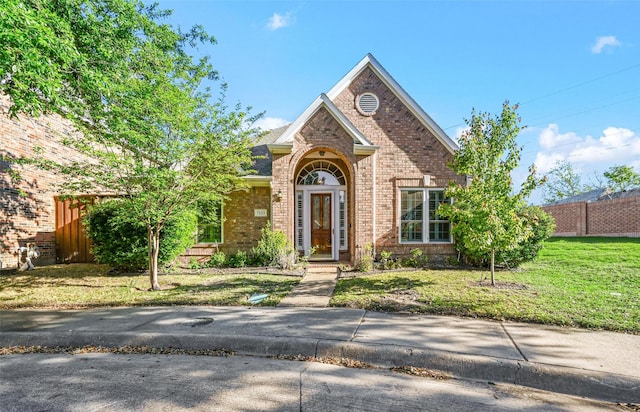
left=2, top=238, right=638, bottom=333
left=0, top=264, right=300, bottom=309
left=331, top=237, right=640, bottom=333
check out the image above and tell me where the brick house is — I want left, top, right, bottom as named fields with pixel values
left=187, top=54, right=465, bottom=263
left=1, top=54, right=464, bottom=268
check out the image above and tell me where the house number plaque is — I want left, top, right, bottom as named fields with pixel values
left=254, top=209, right=268, bottom=217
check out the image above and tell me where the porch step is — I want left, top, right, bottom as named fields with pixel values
left=277, top=265, right=338, bottom=308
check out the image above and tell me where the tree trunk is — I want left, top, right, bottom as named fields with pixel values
left=490, top=248, right=496, bottom=286
left=148, top=227, right=161, bottom=290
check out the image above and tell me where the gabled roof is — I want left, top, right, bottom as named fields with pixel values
left=273, top=94, right=373, bottom=148
left=326, top=53, right=459, bottom=154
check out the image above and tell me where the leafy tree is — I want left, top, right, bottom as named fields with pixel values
left=1, top=0, right=259, bottom=289
left=542, top=160, right=585, bottom=204
left=438, top=102, right=544, bottom=285
left=604, top=165, right=640, bottom=192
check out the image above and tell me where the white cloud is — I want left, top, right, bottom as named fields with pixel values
left=538, top=123, right=581, bottom=149
left=254, top=117, right=290, bottom=131
left=568, top=127, right=640, bottom=163
left=266, top=12, right=294, bottom=31
left=533, top=124, right=640, bottom=173
left=591, top=35, right=621, bottom=54
left=534, top=152, right=565, bottom=174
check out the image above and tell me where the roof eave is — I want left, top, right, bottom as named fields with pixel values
left=266, top=143, right=293, bottom=154
left=241, top=175, right=273, bottom=187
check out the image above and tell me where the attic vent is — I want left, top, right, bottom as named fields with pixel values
left=356, top=93, right=379, bottom=116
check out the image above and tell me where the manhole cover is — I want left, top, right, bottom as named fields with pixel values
left=182, top=317, right=214, bottom=327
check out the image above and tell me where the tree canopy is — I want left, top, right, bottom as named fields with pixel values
left=542, top=161, right=640, bottom=204
left=542, top=160, right=585, bottom=204
left=1, top=0, right=260, bottom=289
left=604, top=165, right=640, bottom=192
left=438, top=102, right=544, bottom=285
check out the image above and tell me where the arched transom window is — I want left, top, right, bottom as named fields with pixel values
left=296, top=161, right=346, bottom=186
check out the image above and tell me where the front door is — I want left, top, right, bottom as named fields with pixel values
left=310, top=193, right=332, bottom=258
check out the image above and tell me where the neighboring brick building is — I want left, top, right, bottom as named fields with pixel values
left=542, top=188, right=640, bottom=237
left=0, top=95, right=99, bottom=268
left=3, top=54, right=464, bottom=267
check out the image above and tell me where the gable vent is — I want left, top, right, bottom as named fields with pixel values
left=356, top=93, right=379, bottom=116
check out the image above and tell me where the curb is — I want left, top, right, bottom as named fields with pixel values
left=2, top=331, right=638, bottom=403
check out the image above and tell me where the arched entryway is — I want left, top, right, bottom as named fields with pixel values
left=294, top=158, right=348, bottom=261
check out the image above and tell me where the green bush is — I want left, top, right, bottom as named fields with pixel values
left=84, top=199, right=197, bottom=271
left=251, top=223, right=296, bottom=269
left=496, top=206, right=555, bottom=267
left=402, top=248, right=429, bottom=268
left=228, top=250, right=248, bottom=268
left=455, top=206, right=555, bottom=268
left=379, top=250, right=393, bottom=270
left=205, top=251, right=226, bottom=268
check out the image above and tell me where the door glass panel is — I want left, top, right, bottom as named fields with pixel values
left=310, top=193, right=332, bottom=257
left=312, top=195, right=320, bottom=230
left=323, top=195, right=330, bottom=230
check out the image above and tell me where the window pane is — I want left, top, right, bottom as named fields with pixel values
left=197, top=201, right=222, bottom=243
left=401, top=190, right=423, bottom=221
left=429, top=222, right=450, bottom=242
left=401, top=222, right=422, bottom=242
left=400, top=190, right=424, bottom=242
left=429, top=190, right=447, bottom=220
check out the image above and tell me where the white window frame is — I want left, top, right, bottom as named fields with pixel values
left=398, top=188, right=452, bottom=244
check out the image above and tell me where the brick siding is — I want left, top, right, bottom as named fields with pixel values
left=542, top=194, right=640, bottom=237
left=1, top=96, right=94, bottom=268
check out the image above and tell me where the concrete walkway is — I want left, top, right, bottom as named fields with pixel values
left=277, top=263, right=338, bottom=307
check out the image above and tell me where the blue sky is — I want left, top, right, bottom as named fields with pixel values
left=155, top=0, right=639, bottom=204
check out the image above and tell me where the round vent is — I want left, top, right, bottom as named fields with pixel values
left=356, top=93, right=379, bottom=116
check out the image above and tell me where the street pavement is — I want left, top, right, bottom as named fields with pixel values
left=1, top=305, right=639, bottom=404
left=1, top=352, right=623, bottom=411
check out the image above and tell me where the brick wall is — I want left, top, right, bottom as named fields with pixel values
left=1, top=96, right=92, bottom=268
left=333, top=67, right=465, bottom=259
left=542, top=194, right=640, bottom=237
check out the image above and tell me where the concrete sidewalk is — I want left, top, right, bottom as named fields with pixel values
left=1, top=306, right=638, bottom=403
left=278, top=264, right=338, bottom=307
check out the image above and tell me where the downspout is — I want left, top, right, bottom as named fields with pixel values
left=372, top=151, right=377, bottom=256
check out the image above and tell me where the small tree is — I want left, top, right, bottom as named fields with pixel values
left=439, top=102, right=544, bottom=285
left=2, top=1, right=259, bottom=290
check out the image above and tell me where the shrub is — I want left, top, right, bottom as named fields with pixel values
left=228, top=250, right=248, bottom=268
left=455, top=206, right=555, bottom=268
left=84, top=199, right=196, bottom=271
left=379, top=250, right=393, bottom=270
left=402, top=248, right=429, bottom=268
left=251, top=223, right=296, bottom=269
left=206, top=251, right=226, bottom=268
left=496, top=206, right=555, bottom=267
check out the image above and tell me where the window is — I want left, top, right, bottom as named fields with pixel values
left=400, top=189, right=451, bottom=243
left=197, top=201, right=223, bottom=244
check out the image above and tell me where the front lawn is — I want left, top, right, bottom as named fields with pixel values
left=331, top=237, right=640, bottom=333
left=0, top=264, right=300, bottom=309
